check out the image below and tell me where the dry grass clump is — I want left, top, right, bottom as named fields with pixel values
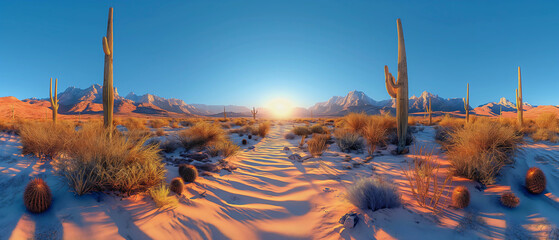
left=0, top=119, right=20, bottom=134
left=307, top=134, right=329, bottom=157
left=155, top=128, right=166, bottom=136
left=408, top=116, right=418, bottom=126
left=310, top=124, right=328, bottom=134
left=149, top=119, right=169, bottom=129
left=230, top=125, right=252, bottom=136
left=346, top=177, right=401, bottom=211
left=122, top=118, right=148, bottom=131
left=446, top=119, right=522, bottom=185
left=169, top=120, right=180, bottom=129
left=402, top=146, right=452, bottom=213
left=53, top=122, right=166, bottom=195
left=252, top=122, right=271, bottom=138
left=362, top=117, right=390, bottom=155
left=531, top=113, right=559, bottom=142
left=284, top=132, right=296, bottom=140
left=178, top=122, right=226, bottom=150
left=334, top=128, right=363, bottom=152
left=343, top=112, right=369, bottom=134
left=292, top=126, right=311, bottom=136
left=19, top=121, right=76, bottom=158
left=149, top=184, right=178, bottom=208
left=207, top=140, right=240, bottom=157
left=438, top=114, right=464, bottom=129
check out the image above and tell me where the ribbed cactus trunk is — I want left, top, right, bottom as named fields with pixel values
left=49, top=78, right=59, bottom=124
left=427, top=96, right=432, bottom=125
left=384, top=19, right=409, bottom=154
left=223, top=107, right=227, bottom=120
left=516, top=66, right=523, bottom=126
left=11, top=104, right=14, bottom=121
left=102, top=8, right=114, bottom=136
left=251, top=107, right=258, bottom=120
left=463, top=83, right=469, bottom=123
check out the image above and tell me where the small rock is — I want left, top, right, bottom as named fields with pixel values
left=339, top=212, right=358, bottom=229
left=342, top=162, right=352, bottom=169
left=288, top=154, right=302, bottom=161
left=283, top=147, right=290, bottom=151
left=248, top=146, right=255, bottom=150
left=301, top=156, right=313, bottom=162
left=185, top=153, right=210, bottom=161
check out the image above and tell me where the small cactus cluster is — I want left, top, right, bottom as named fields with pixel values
left=251, top=107, right=258, bottom=120
left=242, top=139, right=247, bottom=145
left=451, top=186, right=470, bottom=209
left=170, top=177, right=184, bottom=195
left=179, top=164, right=198, bottom=183
left=500, top=192, right=520, bottom=208
left=526, top=167, right=546, bottom=194
left=49, top=78, right=59, bottom=123
left=24, top=178, right=52, bottom=213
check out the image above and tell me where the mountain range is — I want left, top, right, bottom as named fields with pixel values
left=1, top=84, right=556, bottom=119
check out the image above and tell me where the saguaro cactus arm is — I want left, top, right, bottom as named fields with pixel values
left=49, top=78, right=59, bottom=123
left=516, top=66, right=523, bottom=126
left=384, top=66, right=398, bottom=98
left=102, top=37, right=111, bottom=55
left=102, top=7, right=114, bottom=132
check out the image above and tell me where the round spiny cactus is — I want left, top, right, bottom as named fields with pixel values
left=248, top=135, right=252, bottom=140
left=242, top=139, right=247, bottom=145
left=451, top=186, right=470, bottom=209
left=500, top=192, right=519, bottom=208
left=179, top=164, right=198, bottom=183
left=526, top=167, right=546, bottom=194
left=170, top=177, right=184, bottom=195
left=24, top=178, right=52, bottom=213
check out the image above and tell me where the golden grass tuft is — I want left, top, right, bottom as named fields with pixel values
left=149, top=184, right=178, bottom=208
left=122, top=118, right=148, bottom=131
left=207, top=140, right=240, bottom=158
left=362, top=116, right=391, bottom=155
left=343, top=112, right=370, bottom=134
left=149, top=119, right=169, bottom=129
left=531, top=113, right=559, bottom=142
left=307, top=134, right=329, bottom=157
left=438, top=114, right=464, bottom=129
left=252, top=122, right=271, bottom=138
left=19, top=121, right=76, bottom=158
left=178, top=122, right=226, bottom=150
left=446, top=118, right=521, bottom=185
left=53, top=122, right=165, bottom=195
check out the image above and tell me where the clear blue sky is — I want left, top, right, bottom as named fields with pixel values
left=1, top=0, right=558, bottom=108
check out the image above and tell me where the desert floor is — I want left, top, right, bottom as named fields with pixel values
left=1, top=123, right=558, bottom=240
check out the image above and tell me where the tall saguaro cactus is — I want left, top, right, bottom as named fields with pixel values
left=516, top=66, right=523, bottom=126
left=251, top=107, right=258, bottom=120
left=463, top=83, right=469, bottom=123
left=384, top=18, right=409, bottom=154
left=49, top=78, right=59, bottom=123
left=102, top=8, right=114, bottom=134
left=427, top=96, right=432, bottom=125
left=223, top=107, right=227, bottom=120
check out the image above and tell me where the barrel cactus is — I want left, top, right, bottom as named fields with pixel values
left=452, top=186, right=470, bottom=209
left=170, top=177, right=184, bottom=195
left=242, top=139, right=247, bottom=145
left=500, top=192, right=520, bottom=208
left=384, top=18, right=409, bottom=154
left=24, top=178, right=52, bottom=213
left=526, top=167, right=546, bottom=194
left=179, top=164, right=198, bottom=183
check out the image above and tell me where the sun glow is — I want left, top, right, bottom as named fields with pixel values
left=268, top=98, right=293, bottom=119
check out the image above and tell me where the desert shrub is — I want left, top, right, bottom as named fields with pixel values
left=307, top=134, right=329, bottom=157
left=343, top=112, right=369, bottom=134
left=149, top=119, right=169, bottom=129
left=221, top=122, right=232, bottom=129
left=178, top=122, right=226, bottom=150
left=149, top=184, right=178, bottom=208
left=180, top=120, right=194, bottom=127
left=292, top=126, right=311, bottom=136
left=284, top=132, right=296, bottom=140
left=170, top=177, right=184, bottom=195
left=434, top=126, right=453, bottom=143
left=169, top=121, right=180, bottom=129
left=19, top=121, right=75, bottom=158
left=310, top=124, right=328, bottom=134
left=334, top=129, right=363, bottom=152
left=53, top=123, right=166, bottom=195
left=24, top=178, right=52, bottom=213
left=531, top=113, right=559, bottom=142
left=233, top=118, right=249, bottom=126
left=159, top=137, right=181, bottom=153
left=500, top=192, right=519, bottom=208
left=346, top=177, right=401, bottom=211
left=179, top=164, right=198, bottom=183
left=451, top=186, right=470, bottom=209
left=408, top=116, right=417, bottom=126
left=362, top=117, right=389, bottom=155
left=402, top=146, right=452, bottom=213
left=122, top=118, right=148, bottom=131
left=252, top=122, right=271, bottom=138
left=230, top=125, right=252, bottom=136
left=207, top=140, right=240, bottom=157
left=155, top=128, right=166, bottom=136
left=526, top=167, right=546, bottom=194
left=438, top=114, right=464, bottom=129
left=0, top=119, right=20, bottom=134
left=446, top=119, right=521, bottom=185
